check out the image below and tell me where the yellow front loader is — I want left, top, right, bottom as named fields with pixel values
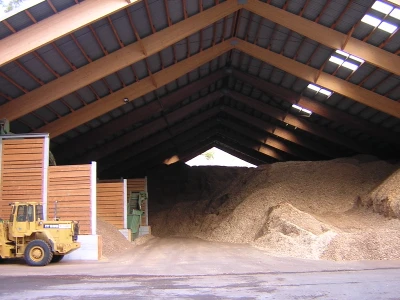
left=0, top=202, right=80, bottom=266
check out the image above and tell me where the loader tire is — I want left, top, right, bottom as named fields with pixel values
left=51, top=255, right=64, bottom=263
left=24, top=240, right=53, bottom=266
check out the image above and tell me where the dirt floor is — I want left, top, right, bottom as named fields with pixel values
left=146, top=155, right=400, bottom=261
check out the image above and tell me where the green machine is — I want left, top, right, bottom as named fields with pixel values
left=127, top=191, right=147, bottom=240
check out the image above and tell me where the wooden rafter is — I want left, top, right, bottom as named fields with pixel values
left=231, top=70, right=399, bottom=145
left=244, top=0, right=400, bottom=76
left=34, top=40, right=234, bottom=138
left=54, top=70, right=227, bottom=162
left=0, top=0, right=143, bottom=67
left=0, top=1, right=240, bottom=122
left=75, top=92, right=223, bottom=163
left=235, top=40, right=400, bottom=119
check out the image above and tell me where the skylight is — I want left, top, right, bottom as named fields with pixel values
left=361, top=2, right=399, bottom=34
left=329, top=50, right=364, bottom=71
left=307, top=84, right=321, bottom=92
left=372, top=1, right=393, bottom=14
left=390, top=8, right=400, bottom=20
left=291, top=104, right=312, bottom=117
left=0, top=0, right=45, bottom=22
left=306, top=84, right=332, bottom=97
left=319, top=89, right=333, bottom=97
left=342, top=61, right=358, bottom=71
left=329, top=56, right=344, bottom=65
left=361, top=14, right=381, bottom=27
left=378, top=21, right=398, bottom=33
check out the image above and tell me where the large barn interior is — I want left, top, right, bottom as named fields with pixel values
left=0, top=0, right=400, bottom=264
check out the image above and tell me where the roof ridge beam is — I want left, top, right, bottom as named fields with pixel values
left=0, top=1, right=240, bottom=121
left=34, top=39, right=234, bottom=138
left=234, top=40, right=400, bottom=119
left=0, top=0, right=143, bottom=67
left=244, top=0, right=400, bottom=76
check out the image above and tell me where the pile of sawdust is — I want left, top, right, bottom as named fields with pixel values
left=149, top=156, right=400, bottom=261
left=362, top=168, right=400, bottom=218
left=96, top=218, right=134, bottom=258
left=132, top=234, right=156, bottom=246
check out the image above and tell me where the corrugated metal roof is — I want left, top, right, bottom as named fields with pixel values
left=0, top=0, right=399, bottom=176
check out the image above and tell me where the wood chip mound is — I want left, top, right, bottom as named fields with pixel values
left=363, top=168, right=400, bottom=218
left=97, top=218, right=134, bottom=258
left=149, top=156, right=400, bottom=261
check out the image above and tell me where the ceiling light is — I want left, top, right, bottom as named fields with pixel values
left=123, top=97, right=129, bottom=103
left=361, top=14, right=381, bottom=27
left=390, top=8, right=400, bottom=20
left=307, top=84, right=321, bottom=92
left=378, top=21, right=398, bottom=33
left=302, top=108, right=312, bottom=115
left=335, top=50, right=349, bottom=57
left=319, top=89, right=332, bottom=97
left=329, top=56, right=344, bottom=65
left=349, top=55, right=365, bottom=64
left=371, top=1, right=393, bottom=14
left=292, top=104, right=302, bottom=110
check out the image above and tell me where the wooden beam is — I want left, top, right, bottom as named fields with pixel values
left=35, top=40, right=233, bottom=137
left=54, top=70, right=227, bottom=162
left=222, top=106, right=344, bottom=158
left=219, top=118, right=318, bottom=160
left=218, top=129, right=286, bottom=161
left=75, top=93, right=222, bottom=164
left=210, top=141, right=265, bottom=166
left=231, top=70, right=399, bottom=145
left=99, top=117, right=217, bottom=172
left=97, top=107, right=222, bottom=172
left=102, top=109, right=303, bottom=173
left=114, top=126, right=278, bottom=177
left=235, top=40, right=400, bottom=119
left=244, top=0, right=400, bottom=76
left=1, top=1, right=240, bottom=122
left=227, top=90, right=373, bottom=154
left=0, top=0, right=142, bottom=67
left=108, top=127, right=221, bottom=176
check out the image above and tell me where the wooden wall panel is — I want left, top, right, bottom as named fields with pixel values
left=127, top=178, right=147, bottom=226
left=0, top=138, right=45, bottom=219
left=97, top=182, right=124, bottom=229
left=48, top=165, right=92, bottom=234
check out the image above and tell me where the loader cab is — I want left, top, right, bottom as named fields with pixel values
left=9, top=202, right=43, bottom=237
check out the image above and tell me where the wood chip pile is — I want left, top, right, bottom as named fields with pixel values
left=362, top=168, right=400, bottom=218
left=149, top=156, right=400, bottom=261
left=97, top=218, right=134, bottom=258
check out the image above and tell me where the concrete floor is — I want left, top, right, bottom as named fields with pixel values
left=1, top=237, right=400, bottom=299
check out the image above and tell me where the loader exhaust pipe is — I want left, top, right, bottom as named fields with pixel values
left=54, top=201, right=58, bottom=221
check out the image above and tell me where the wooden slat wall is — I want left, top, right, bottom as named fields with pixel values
left=97, top=182, right=124, bottom=229
left=0, top=138, right=45, bottom=219
left=127, top=178, right=147, bottom=226
left=48, top=165, right=92, bottom=234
